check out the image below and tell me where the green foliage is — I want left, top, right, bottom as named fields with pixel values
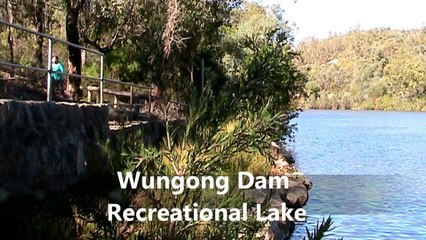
left=79, top=0, right=146, bottom=53
left=93, top=100, right=281, bottom=239
left=298, top=28, right=426, bottom=111
left=1, top=0, right=306, bottom=112
left=2, top=1, right=311, bottom=239
left=216, top=2, right=306, bottom=116
left=304, top=216, right=343, bottom=240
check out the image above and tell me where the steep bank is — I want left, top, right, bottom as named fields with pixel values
left=257, top=144, right=312, bottom=239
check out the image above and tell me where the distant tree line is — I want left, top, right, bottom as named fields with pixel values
left=298, top=28, right=426, bottom=111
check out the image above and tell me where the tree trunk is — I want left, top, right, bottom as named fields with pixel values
left=34, top=0, right=45, bottom=67
left=65, top=0, right=84, bottom=100
left=66, top=9, right=81, bottom=75
left=6, top=0, right=15, bottom=64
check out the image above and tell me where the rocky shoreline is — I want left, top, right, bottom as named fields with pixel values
left=258, top=142, right=312, bottom=240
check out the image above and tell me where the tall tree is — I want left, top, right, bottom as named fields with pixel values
left=80, top=0, right=145, bottom=53
left=33, top=0, right=45, bottom=67
left=64, top=0, right=84, bottom=100
left=5, top=0, right=16, bottom=63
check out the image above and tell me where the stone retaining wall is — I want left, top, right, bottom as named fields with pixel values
left=0, top=100, right=109, bottom=195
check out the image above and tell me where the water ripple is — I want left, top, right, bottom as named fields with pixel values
left=290, top=110, right=426, bottom=239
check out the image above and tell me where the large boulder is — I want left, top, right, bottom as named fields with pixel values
left=279, top=177, right=312, bottom=209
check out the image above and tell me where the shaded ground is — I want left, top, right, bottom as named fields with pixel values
left=0, top=77, right=46, bottom=100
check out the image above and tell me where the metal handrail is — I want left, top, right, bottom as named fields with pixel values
left=0, top=60, right=49, bottom=73
left=0, top=19, right=103, bottom=55
left=0, top=61, right=152, bottom=90
left=104, top=78, right=153, bottom=89
left=1, top=58, right=154, bottom=111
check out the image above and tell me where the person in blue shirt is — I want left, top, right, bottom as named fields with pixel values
left=51, top=56, right=65, bottom=99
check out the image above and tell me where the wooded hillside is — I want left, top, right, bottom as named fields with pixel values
left=299, top=28, right=426, bottom=111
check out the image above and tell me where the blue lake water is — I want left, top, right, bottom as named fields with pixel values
left=289, top=110, right=426, bottom=240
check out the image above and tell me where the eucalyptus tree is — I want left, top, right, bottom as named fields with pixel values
left=102, top=0, right=242, bottom=97
left=60, top=0, right=146, bottom=98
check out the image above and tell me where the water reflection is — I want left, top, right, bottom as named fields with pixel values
left=290, top=110, right=426, bottom=239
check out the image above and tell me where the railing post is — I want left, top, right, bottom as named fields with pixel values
left=130, top=86, right=133, bottom=105
left=99, top=55, right=104, bottom=103
left=46, top=39, right=53, bottom=101
left=148, top=87, right=152, bottom=118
